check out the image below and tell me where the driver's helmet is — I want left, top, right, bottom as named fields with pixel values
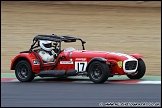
left=39, top=40, right=52, bottom=51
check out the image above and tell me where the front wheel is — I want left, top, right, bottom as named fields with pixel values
left=15, top=60, right=35, bottom=82
left=127, top=59, right=146, bottom=79
left=88, top=61, right=110, bottom=83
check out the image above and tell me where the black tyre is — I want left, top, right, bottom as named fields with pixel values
left=15, top=60, right=35, bottom=82
left=127, top=59, right=146, bottom=79
left=88, top=61, right=109, bottom=83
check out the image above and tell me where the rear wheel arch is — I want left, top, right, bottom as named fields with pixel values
left=15, top=60, right=35, bottom=82
left=12, top=57, right=31, bottom=70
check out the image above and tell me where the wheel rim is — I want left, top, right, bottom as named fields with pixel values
left=90, top=64, right=103, bottom=80
left=17, top=64, right=29, bottom=79
left=128, top=71, right=138, bottom=76
left=131, top=71, right=138, bottom=76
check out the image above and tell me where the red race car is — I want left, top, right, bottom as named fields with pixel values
left=10, top=34, right=146, bottom=83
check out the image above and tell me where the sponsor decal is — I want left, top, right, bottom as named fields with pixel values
left=75, top=58, right=86, bottom=61
left=69, top=52, right=72, bottom=57
left=60, top=61, right=73, bottom=64
left=33, top=60, right=40, bottom=65
left=42, top=51, right=46, bottom=54
left=117, top=61, right=122, bottom=68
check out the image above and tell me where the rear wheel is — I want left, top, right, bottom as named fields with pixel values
left=127, top=59, right=146, bottom=79
left=88, top=61, right=109, bottom=83
left=15, top=60, right=35, bottom=82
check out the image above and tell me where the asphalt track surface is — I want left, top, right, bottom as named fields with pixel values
left=1, top=78, right=161, bottom=107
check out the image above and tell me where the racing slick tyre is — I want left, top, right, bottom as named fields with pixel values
left=88, top=61, right=110, bottom=83
left=127, top=59, right=146, bottom=79
left=15, top=60, right=35, bottom=82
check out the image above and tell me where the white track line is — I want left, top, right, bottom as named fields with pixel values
left=1, top=78, right=161, bottom=84
left=137, top=81, right=161, bottom=84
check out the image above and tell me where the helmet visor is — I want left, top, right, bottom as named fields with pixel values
left=44, top=43, right=51, bottom=48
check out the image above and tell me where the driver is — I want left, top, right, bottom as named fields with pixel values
left=38, top=40, right=57, bottom=62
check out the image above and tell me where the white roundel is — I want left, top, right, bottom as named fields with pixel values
left=75, top=62, right=87, bottom=72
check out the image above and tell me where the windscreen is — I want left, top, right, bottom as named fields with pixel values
left=61, top=40, right=82, bottom=51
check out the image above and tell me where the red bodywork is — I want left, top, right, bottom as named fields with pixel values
left=11, top=49, right=143, bottom=75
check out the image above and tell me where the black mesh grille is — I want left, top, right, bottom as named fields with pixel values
left=125, top=61, right=137, bottom=70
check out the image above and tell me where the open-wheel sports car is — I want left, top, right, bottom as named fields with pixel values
left=10, top=34, right=146, bottom=83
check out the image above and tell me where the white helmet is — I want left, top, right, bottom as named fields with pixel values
left=39, top=40, right=52, bottom=51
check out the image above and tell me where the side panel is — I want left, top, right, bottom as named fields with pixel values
left=53, top=52, right=75, bottom=72
left=54, top=51, right=89, bottom=72
left=108, top=60, right=126, bottom=75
